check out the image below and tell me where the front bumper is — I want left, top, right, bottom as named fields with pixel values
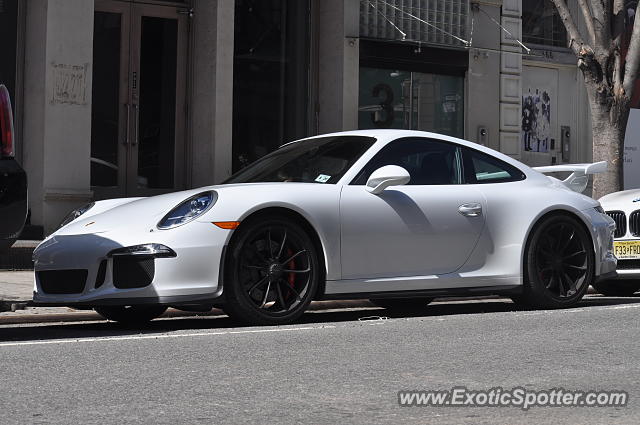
left=608, top=259, right=640, bottom=280
left=32, top=221, right=230, bottom=306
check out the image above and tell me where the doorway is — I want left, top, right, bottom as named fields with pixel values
left=358, top=67, right=465, bottom=138
left=232, top=0, right=311, bottom=172
left=91, top=0, right=188, bottom=199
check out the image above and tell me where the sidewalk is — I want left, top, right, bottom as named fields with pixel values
left=0, top=270, right=32, bottom=303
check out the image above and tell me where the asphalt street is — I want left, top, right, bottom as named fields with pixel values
left=0, top=295, right=638, bottom=424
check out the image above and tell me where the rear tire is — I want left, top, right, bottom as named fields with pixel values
left=369, top=298, right=433, bottom=312
left=593, top=280, right=640, bottom=297
left=95, top=305, right=167, bottom=325
left=523, top=214, right=594, bottom=308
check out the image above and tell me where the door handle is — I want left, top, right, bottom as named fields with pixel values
left=132, top=103, right=139, bottom=146
left=123, top=103, right=131, bottom=146
left=458, top=203, right=482, bottom=217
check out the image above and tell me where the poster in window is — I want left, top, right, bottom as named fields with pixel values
left=522, top=87, right=551, bottom=153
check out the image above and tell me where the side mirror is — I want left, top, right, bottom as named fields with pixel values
left=366, top=165, right=410, bottom=195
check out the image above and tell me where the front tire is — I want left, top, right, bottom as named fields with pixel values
left=223, top=216, right=321, bottom=325
left=95, top=305, right=168, bottom=325
left=523, top=214, right=594, bottom=308
left=593, top=280, right=640, bottom=297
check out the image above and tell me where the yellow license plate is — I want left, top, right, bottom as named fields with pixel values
left=614, top=240, right=640, bottom=260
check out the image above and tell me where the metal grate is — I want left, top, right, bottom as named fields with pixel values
left=606, top=211, right=627, bottom=238
left=360, top=0, right=469, bottom=47
left=38, top=270, right=87, bottom=294
left=630, top=210, right=640, bottom=237
left=522, top=0, right=567, bottom=48
left=113, top=257, right=155, bottom=289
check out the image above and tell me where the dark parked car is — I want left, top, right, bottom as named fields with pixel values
left=0, top=84, right=27, bottom=251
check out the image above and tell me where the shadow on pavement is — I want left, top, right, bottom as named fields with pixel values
left=1, top=295, right=639, bottom=343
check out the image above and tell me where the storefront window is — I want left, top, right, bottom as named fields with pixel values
left=522, top=0, right=568, bottom=47
left=232, top=0, right=310, bottom=172
left=0, top=0, right=18, bottom=109
left=359, top=67, right=464, bottom=138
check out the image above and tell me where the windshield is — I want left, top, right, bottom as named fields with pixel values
left=224, top=136, right=376, bottom=184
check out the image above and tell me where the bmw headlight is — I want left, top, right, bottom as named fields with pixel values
left=157, top=191, right=217, bottom=229
left=58, top=202, right=95, bottom=229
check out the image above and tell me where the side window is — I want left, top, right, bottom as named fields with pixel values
left=351, top=138, right=461, bottom=185
left=461, top=147, right=526, bottom=184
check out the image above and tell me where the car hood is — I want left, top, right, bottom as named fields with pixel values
left=599, top=189, right=640, bottom=211
left=55, top=187, right=216, bottom=235
left=54, top=182, right=333, bottom=235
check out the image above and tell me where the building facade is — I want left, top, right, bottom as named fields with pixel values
left=0, top=0, right=636, bottom=234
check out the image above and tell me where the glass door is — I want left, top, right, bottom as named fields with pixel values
left=91, top=0, right=188, bottom=199
left=358, top=67, right=465, bottom=138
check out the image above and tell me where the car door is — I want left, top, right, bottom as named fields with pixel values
left=340, top=137, right=486, bottom=280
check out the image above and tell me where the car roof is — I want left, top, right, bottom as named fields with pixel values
left=292, top=129, right=538, bottom=179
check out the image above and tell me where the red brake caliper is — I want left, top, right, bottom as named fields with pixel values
left=287, top=248, right=295, bottom=291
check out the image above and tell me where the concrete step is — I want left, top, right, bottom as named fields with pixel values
left=0, top=240, right=39, bottom=270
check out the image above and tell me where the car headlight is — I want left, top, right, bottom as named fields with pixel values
left=594, top=206, right=605, bottom=214
left=58, top=202, right=95, bottom=229
left=157, top=191, right=217, bottom=229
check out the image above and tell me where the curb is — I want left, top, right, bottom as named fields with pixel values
left=0, top=300, right=378, bottom=325
left=0, top=290, right=603, bottom=326
left=0, top=301, right=29, bottom=313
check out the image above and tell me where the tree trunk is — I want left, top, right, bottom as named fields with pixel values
left=586, top=84, right=631, bottom=200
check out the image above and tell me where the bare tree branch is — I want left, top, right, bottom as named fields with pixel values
left=578, top=0, right=598, bottom=45
left=613, top=0, right=627, bottom=38
left=588, top=0, right=605, bottom=22
left=622, top=4, right=640, bottom=96
left=611, top=0, right=626, bottom=92
left=601, top=0, right=612, bottom=37
left=589, top=0, right=612, bottom=54
left=613, top=47, right=624, bottom=95
left=551, top=0, right=590, bottom=56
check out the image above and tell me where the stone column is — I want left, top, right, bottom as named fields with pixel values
left=466, top=0, right=502, bottom=151
left=499, top=0, right=523, bottom=158
left=190, top=0, right=235, bottom=187
left=317, top=0, right=360, bottom=134
left=23, top=0, right=94, bottom=235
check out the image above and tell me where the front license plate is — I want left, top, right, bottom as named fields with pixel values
left=614, top=240, right=640, bottom=260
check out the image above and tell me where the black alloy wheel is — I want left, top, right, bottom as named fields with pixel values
left=223, top=217, right=320, bottom=325
left=523, top=214, right=594, bottom=308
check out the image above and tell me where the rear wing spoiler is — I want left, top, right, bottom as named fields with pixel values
left=532, top=161, right=607, bottom=193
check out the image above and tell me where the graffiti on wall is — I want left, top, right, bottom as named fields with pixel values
left=50, top=63, right=88, bottom=106
left=522, top=88, right=551, bottom=152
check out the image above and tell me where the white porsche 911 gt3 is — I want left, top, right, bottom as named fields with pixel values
left=596, top=189, right=640, bottom=296
left=32, top=130, right=617, bottom=325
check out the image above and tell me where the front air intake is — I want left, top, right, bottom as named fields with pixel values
left=606, top=211, right=627, bottom=238
left=113, top=256, right=155, bottom=289
left=38, top=270, right=87, bottom=294
left=617, top=260, right=640, bottom=270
